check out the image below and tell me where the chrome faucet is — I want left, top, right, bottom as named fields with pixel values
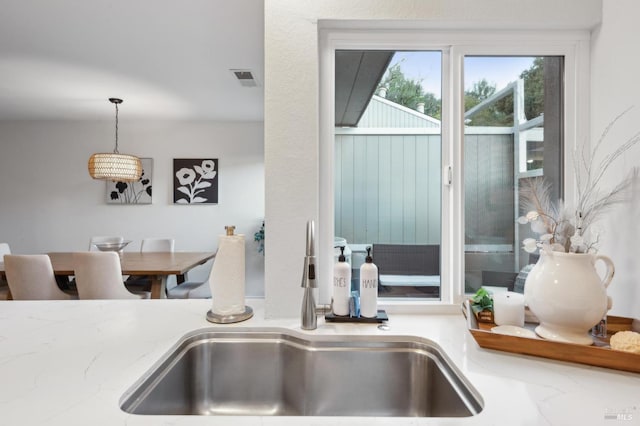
left=301, top=220, right=331, bottom=330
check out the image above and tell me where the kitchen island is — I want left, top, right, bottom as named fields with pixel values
left=0, top=299, right=638, bottom=425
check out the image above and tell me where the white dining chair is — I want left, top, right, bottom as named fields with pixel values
left=166, top=280, right=211, bottom=298
left=73, top=252, right=150, bottom=299
left=140, top=238, right=175, bottom=252
left=166, top=261, right=212, bottom=299
left=3, top=254, right=76, bottom=300
left=87, top=235, right=130, bottom=282
left=88, top=236, right=124, bottom=251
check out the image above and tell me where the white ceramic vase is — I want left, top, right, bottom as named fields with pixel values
left=524, top=251, right=614, bottom=345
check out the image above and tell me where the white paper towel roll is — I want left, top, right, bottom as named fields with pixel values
left=210, top=233, right=246, bottom=316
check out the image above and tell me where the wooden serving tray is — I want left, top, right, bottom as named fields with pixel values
left=463, top=301, right=640, bottom=374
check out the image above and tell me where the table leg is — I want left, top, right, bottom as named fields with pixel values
left=149, top=275, right=168, bottom=299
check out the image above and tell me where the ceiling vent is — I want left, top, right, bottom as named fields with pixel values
left=230, top=69, right=259, bottom=87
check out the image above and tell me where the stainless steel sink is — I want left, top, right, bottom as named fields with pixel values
left=120, top=327, right=483, bottom=417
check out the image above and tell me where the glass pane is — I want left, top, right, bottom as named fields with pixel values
left=463, top=56, right=564, bottom=294
left=334, top=51, right=442, bottom=300
left=524, top=126, right=544, bottom=171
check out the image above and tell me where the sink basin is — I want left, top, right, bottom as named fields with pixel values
left=120, top=327, right=483, bottom=417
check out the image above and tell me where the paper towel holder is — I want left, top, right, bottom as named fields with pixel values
left=205, top=224, right=253, bottom=324
left=206, top=306, right=253, bottom=324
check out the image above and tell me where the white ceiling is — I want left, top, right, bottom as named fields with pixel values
left=0, top=0, right=264, bottom=121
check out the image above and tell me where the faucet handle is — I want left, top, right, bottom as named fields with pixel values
left=301, top=219, right=317, bottom=288
left=306, top=220, right=315, bottom=256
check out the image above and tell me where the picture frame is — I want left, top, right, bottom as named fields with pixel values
left=106, top=158, right=153, bottom=204
left=173, top=158, right=218, bottom=204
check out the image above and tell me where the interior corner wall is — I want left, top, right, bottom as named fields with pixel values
left=0, top=120, right=265, bottom=297
left=264, top=0, right=602, bottom=318
left=591, top=0, right=640, bottom=319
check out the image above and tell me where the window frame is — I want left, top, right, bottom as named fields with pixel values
left=318, top=27, right=590, bottom=312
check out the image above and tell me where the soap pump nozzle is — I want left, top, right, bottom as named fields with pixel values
left=365, top=246, right=373, bottom=263
left=338, top=246, right=346, bottom=262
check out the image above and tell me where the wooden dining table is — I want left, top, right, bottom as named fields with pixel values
left=1, top=252, right=216, bottom=299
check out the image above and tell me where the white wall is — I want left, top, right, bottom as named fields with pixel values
left=264, top=0, right=603, bottom=318
left=591, top=0, right=640, bottom=319
left=0, top=120, right=265, bottom=296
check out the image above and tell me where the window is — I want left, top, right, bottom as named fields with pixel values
left=319, top=28, right=590, bottom=308
left=334, top=51, right=443, bottom=300
left=463, top=56, right=564, bottom=294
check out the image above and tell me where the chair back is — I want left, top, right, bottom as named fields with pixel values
left=89, top=236, right=124, bottom=251
left=3, top=254, right=73, bottom=300
left=372, top=244, right=440, bottom=276
left=481, top=270, right=518, bottom=291
left=141, top=238, right=175, bottom=252
left=0, top=243, right=11, bottom=257
left=73, top=252, right=142, bottom=299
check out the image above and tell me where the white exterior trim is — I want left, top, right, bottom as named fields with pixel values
left=336, top=126, right=515, bottom=135
left=370, top=95, right=442, bottom=126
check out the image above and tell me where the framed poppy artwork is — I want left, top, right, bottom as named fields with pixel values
left=106, top=158, right=153, bottom=204
left=173, top=158, right=218, bottom=204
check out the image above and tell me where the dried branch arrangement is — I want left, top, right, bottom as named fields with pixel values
left=519, top=108, right=640, bottom=254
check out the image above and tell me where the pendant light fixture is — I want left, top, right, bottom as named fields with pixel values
left=88, top=98, right=142, bottom=182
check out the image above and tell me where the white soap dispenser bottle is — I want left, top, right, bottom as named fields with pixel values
left=359, top=246, right=378, bottom=318
left=332, top=246, right=351, bottom=316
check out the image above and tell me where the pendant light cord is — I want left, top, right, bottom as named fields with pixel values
left=113, top=102, right=120, bottom=154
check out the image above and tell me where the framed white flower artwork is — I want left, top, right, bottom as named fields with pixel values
left=106, top=158, right=153, bottom=204
left=173, top=158, right=218, bottom=204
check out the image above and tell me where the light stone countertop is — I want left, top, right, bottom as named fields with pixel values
left=0, top=299, right=638, bottom=426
